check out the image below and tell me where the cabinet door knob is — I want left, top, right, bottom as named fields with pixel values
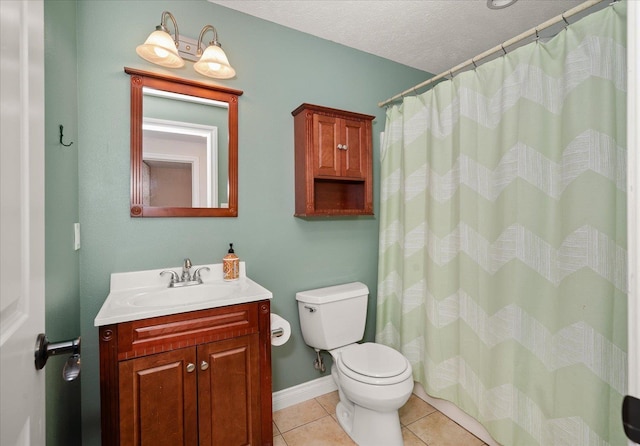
left=343, top=144, right=348, bottom=150
left=200, top=360, right=209, bottom=371
left=186, top=363, right=196, bottom=373
left=337, top=144, right=345, bottom=150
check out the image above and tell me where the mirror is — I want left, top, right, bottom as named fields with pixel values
left=125, top=67, right=242, bottom=217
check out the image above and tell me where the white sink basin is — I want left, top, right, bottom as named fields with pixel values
left=94, top=262, right=272, bottom=326
left=126, top=282, right=240, bottom=307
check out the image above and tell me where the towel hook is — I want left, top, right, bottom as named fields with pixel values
left=59, top=125, right=73, bottom=147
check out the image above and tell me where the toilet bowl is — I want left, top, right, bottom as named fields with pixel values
left=330, top=343, right=413, bottom=446
left=296, top=282, right=414, bottom=446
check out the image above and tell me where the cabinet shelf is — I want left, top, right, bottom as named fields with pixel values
left=293, top=103, right=374, bottom=217
left=292, top=179, right=371, bottom=217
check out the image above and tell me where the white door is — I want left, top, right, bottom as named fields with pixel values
left=0, top=0, right=46, bottom=445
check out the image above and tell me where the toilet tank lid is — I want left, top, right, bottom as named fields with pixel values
left=295, top=282, right=369, bottom=304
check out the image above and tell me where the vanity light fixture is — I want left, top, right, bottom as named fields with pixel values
left=194, top=25, right=236, bottom=80
left=136, top=11, right=236, bottom=79
left=487, top=0, right=518, bottom=9
left=136, top=11, right=184, bottom=68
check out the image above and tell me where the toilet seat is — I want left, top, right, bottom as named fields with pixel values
left=336, top=343, right=412, bottom=386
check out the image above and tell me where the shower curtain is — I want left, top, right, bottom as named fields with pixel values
left=376, top=3, right=627, bottom=445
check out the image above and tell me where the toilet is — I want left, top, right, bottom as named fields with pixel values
left=296, top=282, right=413, bottom=446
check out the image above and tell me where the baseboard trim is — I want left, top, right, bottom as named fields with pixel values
left=412, top=383, right=500, bottom=446
left=272, top=376, right=338, bottom=412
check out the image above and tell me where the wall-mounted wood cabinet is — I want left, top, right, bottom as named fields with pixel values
left=98, top=301, right=272, bottom=446
left=292, top=104, right=375, bottom=217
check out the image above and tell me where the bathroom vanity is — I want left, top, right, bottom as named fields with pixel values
left=95, top=263, right=273, bottom=446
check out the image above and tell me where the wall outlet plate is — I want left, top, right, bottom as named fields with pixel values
left=73, top=223, right=80, bottom=250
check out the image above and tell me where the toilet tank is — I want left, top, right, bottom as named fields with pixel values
left=296, top=282, right=369, bottom=351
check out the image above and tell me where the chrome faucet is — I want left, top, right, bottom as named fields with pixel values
left=181, top=258, right=193, bottom=282
left=160, top=258, right=210, bottom=288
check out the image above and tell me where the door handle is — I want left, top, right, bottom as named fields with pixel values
left=34, top=333, right=81, bottom=381
left=200, top=361, right=209, bottom=371
left=623, top=395, right=640, bottom=443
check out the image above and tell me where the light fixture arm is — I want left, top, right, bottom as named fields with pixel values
left=197, top=25, right=221, bottom=56
left=159, top=10, right=180, bottom=47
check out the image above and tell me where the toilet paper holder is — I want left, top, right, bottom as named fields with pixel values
left=270, top=313, right=291, bottom=347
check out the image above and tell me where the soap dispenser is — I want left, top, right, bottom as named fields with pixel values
left=223, top=243, right=239, bottom=281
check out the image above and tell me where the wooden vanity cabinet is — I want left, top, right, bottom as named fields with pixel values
left=293, top=103, right=375, bottom=217
left=99, top=300, right=272, bottom=446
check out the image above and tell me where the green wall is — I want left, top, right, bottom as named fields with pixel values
left=72, top=1, right=429, bottom=443
left=45, top=1, right=81, bottom=445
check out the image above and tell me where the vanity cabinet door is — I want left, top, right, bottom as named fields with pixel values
left=342, top=118, right=368, bottom=179
left=118, top=347, right=198, bottom=446
left=313, top=114, right=368, bottom=179
left=197, top=334, right=261, bottom=446
left=313, top=113, right=341, bottom=177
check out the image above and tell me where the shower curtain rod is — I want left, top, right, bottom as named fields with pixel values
left=378, top=0, right=606, bottom=108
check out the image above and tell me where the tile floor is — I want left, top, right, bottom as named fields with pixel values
left=272, top=391, right=487, bottom=446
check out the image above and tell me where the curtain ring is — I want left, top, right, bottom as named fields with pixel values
left=471, top=58, right=478, bottom=69
left=535, top=28, right=540, bottom=41
left=562, top=13, right=569, bottom=27
left=448, top=70, right=454, bottom=80
left=501, top=44, right=507, bottom=55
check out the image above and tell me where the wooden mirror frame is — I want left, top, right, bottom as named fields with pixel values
left=125, top=67, right=243, bottom=217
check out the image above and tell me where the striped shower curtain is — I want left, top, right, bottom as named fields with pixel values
left=376, top=3, right=627, bottom=445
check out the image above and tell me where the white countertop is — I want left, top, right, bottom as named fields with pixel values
left=94, top=262, right=272, bottom=326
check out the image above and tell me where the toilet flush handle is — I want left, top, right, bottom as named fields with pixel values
left=304, top=305, right=317, bottom=313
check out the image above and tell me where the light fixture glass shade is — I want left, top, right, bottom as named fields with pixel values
left=487, top=0, right=518, bottom=9
left=194, top=44, right=236, bottom=79
left=136, top=30, right=185, bottom=68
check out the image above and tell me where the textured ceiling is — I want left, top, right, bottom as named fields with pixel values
left=209, top=0, right=596, bottom=74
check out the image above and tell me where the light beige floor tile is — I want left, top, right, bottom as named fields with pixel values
left=273, top=434, right=287, bottom=446
left=402, top=427, right=428, bottom=446
left=315, top=391, right=340, bottom=415
left=399, top=394, right=437, bottom=426
left=273, top=399, right=329, bottom=433
left=407, top=411, right=484, bottom=446
left=282, top=415, right=357, bottom=446
left=274, top=391, right=481, bottom=446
